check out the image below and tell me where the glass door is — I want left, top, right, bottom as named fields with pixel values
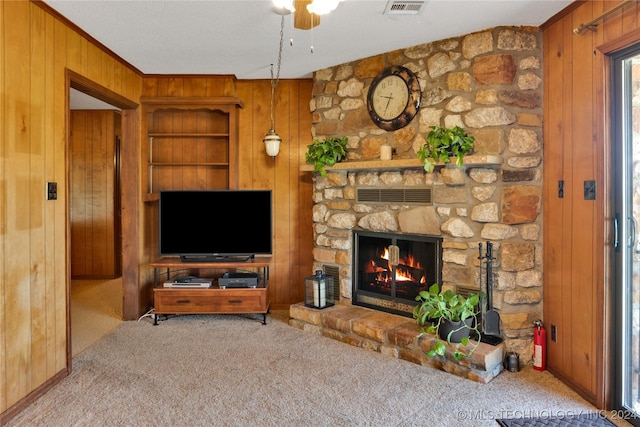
left=612, top=44, right=640, bottom=424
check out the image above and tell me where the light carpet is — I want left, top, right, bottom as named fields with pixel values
left=71, top=278, right=123, bottom=357
left=6, top=312, right=624, bottom=427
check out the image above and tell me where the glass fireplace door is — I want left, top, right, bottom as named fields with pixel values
left=353, top=230, right=442, bottom=317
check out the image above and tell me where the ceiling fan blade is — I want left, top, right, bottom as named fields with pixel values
left=294, top=0, right=321, bottom=30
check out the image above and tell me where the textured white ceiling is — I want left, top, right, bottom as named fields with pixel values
left=45, top=0, right=573, bottom=80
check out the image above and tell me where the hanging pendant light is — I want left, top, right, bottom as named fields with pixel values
left=263, top=15, right=286, bottom=157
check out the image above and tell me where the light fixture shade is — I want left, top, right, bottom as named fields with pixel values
left=273, top=0, right=295, bottom=12
left=263, top=129, right=282, bottom=157
left=307, top=0, right=341, bottom=15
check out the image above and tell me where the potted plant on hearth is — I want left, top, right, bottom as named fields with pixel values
left=413, top=283, right=482, bottom=360
left=416, top=125, right=474, bottom=173
left=305, top=136, right=348, bottom=177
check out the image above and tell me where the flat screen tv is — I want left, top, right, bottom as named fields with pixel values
left=159, top=190, right=272, bottom=262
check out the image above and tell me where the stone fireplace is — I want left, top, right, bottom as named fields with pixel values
left=300, top=26, right=544, bottom=366
left=352, top=229, right=442, bottom=317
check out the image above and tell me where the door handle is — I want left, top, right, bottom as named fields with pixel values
left=614, top=215, right=620, bottom=250
left=631, top=216, right=638, bottom=252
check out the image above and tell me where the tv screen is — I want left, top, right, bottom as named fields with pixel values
left=159, top=190, right=272, bottom=262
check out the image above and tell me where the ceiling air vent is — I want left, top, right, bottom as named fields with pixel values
left=384, top=0, right=426, bottom=15
left=357, top=188, right=432, bottom=205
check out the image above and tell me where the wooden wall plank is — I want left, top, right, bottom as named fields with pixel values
left=86, top=42, right=102, bottom=84
left=621, top=0, right=638, bottom=33
left=569, top=2, right=597, bottom=395
left=70, top=112, right=87, bottom=275
left=291, top=80, right=314, bottom=303
left=542, top=14, right=566, bottom=375
left=52, top=8, right=68, bottom=377
left=603, top=0, right=624, bottom=41
left=0, top=0, right=6, bottom=414
left=560, top=9, right=576, bottom=381
left=43, top=9, right=58, bottom=379
left=273, top=81, right=292, bottom=306
left=4, top=1, right=34, bottom=408
left=236, top=81, right=255, bottom=186
left=591, top=0, right=610, bottom=406
left=29, top=4, right=48, bottom=390
left=0, top=2, right=8, bottom=411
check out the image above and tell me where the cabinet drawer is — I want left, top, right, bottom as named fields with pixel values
left=153, top=288, right=268, bottom=314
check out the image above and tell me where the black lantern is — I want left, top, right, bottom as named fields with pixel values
left=304, top=270, right=334, bottom=309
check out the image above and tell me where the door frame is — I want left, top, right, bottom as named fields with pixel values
left=65, top=70, right=140, bottom=368
left=599, top=29, right=640, bottom=416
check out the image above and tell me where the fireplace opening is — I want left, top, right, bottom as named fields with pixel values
left=352, top=230, right=442, bottom=317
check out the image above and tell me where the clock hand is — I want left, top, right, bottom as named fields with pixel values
left=383, top=94, right=394, bottom=111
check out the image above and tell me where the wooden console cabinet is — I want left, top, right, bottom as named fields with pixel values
left=150, top=257, right=271, bottom=325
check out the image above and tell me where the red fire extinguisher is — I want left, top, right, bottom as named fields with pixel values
left=533, top=320, right=547, bottom=371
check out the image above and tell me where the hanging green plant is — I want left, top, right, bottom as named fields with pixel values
left=416, top=125, right=474, bottom=173
left=305, top=136, right=348, bottom=177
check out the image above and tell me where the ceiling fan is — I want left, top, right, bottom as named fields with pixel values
left=294, top=0, right=321, bottom=30
left=274, top=0, right=342, bottom=30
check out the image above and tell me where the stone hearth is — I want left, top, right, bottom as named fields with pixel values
left=289, top=302, right=505, bottom=383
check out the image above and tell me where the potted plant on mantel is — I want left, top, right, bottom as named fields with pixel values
left=305, top=136, right=348, bottom=177
left=416, top=125, right=475, bottom=173
left=413, top=283, right=482, bottom=360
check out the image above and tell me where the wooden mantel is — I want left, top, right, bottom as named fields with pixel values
left=299, top=154, right=503, bottom=173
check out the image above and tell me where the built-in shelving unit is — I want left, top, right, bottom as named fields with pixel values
left=141, top=96, right=244, bottom=202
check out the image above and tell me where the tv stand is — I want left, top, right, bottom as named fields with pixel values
left=180, top=254, right=255, bottom=263
left=150, top=256, right=270, bottom=325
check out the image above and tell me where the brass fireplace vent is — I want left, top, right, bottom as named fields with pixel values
left=356, top=187, right=432, bottom=205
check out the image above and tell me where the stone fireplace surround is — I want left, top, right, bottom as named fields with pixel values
left=292, top=26, right=544, bottom=377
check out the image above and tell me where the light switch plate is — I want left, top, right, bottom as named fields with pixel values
left=47, top=182, right=57, bottom=200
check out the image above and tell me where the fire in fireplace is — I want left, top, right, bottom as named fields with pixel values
left=352, top=230, right=442, bottom=317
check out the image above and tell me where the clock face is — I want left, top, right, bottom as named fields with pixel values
left=371, top=75, right=410, bottom=121
left=367, top=66, right=421, bottom=131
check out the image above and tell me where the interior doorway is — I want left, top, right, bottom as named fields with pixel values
left=66, top=71, right=139, bottom=364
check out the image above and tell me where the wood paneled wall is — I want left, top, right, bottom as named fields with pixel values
left=0, top=1, right=142, bottom=418
left=69, top=110, right=121, bottom=278
left=140, top=76, right=315, bottom=310
left=542, top=0, right=640, bottom=408
left=236, top=79, right=315, bottom=308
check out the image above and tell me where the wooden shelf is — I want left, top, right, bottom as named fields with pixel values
left=150, top=256, right=272, bottom=270
left=149, top=162, right=229, bottom=167
left=140, top=96, right=244, bottom=110
left=148, top=133, right=230, bottom=138
left=299, top=155, right=503, bottom=173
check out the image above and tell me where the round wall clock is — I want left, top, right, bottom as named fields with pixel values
left=367, top=66, right=421, bottom=131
